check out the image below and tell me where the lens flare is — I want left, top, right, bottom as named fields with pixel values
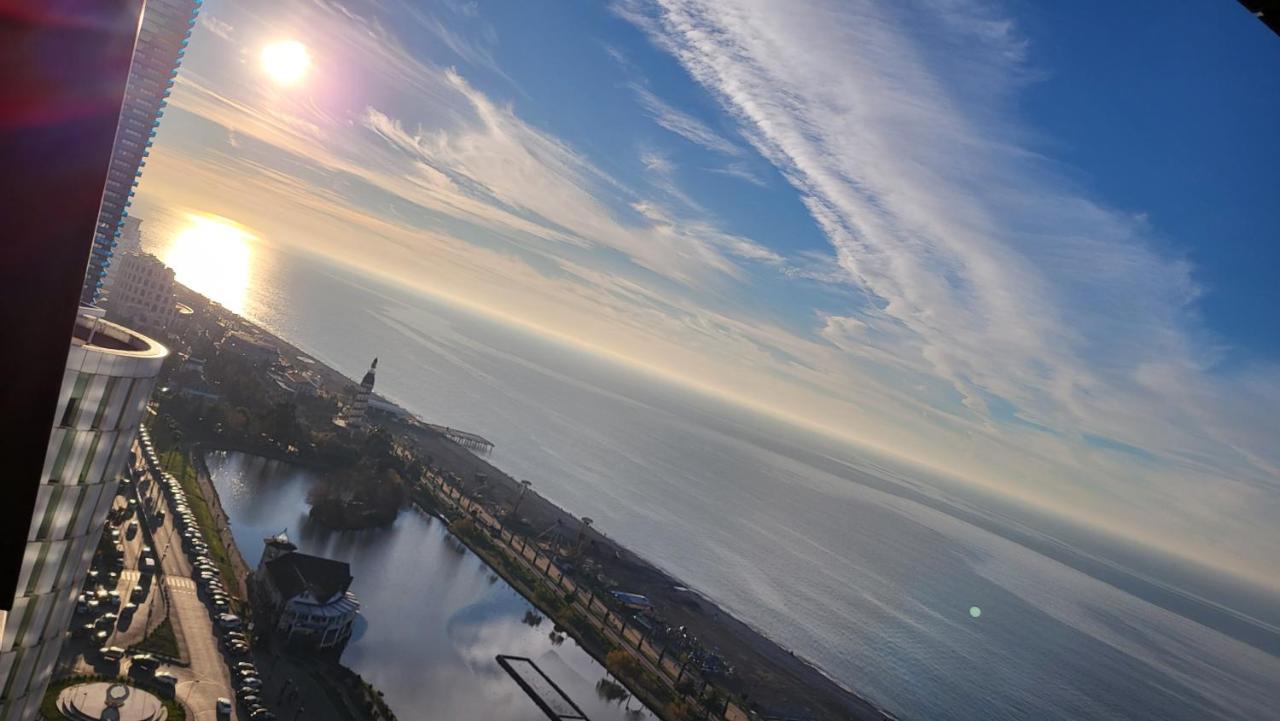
left=260, top=40, right=311, bottom=87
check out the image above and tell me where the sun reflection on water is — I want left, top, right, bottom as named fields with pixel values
left=162, top=213, right=254, bottom=313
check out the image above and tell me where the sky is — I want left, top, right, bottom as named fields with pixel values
left=133, top=0, right=1280, bottom=590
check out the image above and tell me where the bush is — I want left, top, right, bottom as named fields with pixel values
left=606, top=649, right=642, bottom=678
left=664, top=699, right=700, bottom=721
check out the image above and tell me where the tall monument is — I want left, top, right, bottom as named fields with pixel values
left=345, top=358, right=377, bottom=431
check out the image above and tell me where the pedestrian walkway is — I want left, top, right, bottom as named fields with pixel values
left=164, top=577, right=197, bottom=591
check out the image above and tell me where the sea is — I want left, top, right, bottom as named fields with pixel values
left=139, top=206, right=1280, bottom=721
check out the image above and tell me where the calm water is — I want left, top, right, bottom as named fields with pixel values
left=144, top=208, right=1280, bottom=721
left=208, top=451, right=656, bottom=721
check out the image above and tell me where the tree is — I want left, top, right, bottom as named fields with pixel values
left=262, top=401, right=301, bottom=446
left=512, top=480, right=532, bottom=516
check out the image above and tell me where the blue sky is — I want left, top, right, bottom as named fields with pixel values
left=135, top=0, right=1280, bottom=588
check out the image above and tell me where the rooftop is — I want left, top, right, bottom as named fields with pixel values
left=265, top=551, right=353, bottom=604
left=71, top=313, right=167, bottom=358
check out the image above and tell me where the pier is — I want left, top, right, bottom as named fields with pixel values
left=423, top=424, right=495, bottom=454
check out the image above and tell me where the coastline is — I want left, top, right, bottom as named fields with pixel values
left=166, top=288, right=896, bottom=721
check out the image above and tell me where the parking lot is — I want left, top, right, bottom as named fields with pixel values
left=59, top=427, right=282, bottom=721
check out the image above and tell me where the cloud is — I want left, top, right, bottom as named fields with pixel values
left=618, top=0, right=1280, bottom=581
left=165, top=0, right=801, bottom=292
left=631, top=83, right=744, bottom=157
left=707, top=161, right=766, bottom=187
left=149, top=0, right=1280, bottom=587
left=198, top=14, right=235, bottom=42
left=396, top=1, right=512, bottom=82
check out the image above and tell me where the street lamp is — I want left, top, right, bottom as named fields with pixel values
left=576, top=517, right=593, bottom=555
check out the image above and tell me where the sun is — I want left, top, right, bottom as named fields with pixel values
left=260, top=40, right=311, bottom=87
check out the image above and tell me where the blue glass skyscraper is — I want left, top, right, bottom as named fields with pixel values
left=80, top=0, right=203, bottom=306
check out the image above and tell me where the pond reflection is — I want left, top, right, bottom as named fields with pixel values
left=208, top=451, right=655, bottom=721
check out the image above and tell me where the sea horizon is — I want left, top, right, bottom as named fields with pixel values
left=136, top=202, right=1280, bottom=721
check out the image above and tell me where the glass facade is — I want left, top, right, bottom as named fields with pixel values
left=80, top=0, right=204, bottom=306
left=0, top=317, right=166, bottom=721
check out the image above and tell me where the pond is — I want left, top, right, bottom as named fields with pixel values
left=207, top=451, right=655, bottom=721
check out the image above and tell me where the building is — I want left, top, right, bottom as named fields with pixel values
left=81, top=0, right=204, bottom=306
left=0, top=313, right=167, bottom=721
left=105, top=252, right=179, bottom=332
left=220, top=331, right=279, bottom=366
left=341, top=358, right=378, bottom=431
left=254, top=533, right=359, bottom=652
left=116, top=217, right=144, bottom=255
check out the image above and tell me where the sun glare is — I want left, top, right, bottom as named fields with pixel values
left=164, top=214, right=253, bottom=313
left=260, top=40, right=311, bottom=87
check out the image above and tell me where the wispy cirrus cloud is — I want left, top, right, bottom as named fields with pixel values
left=631, top=83, right=743, bottom=157
left=198, top=14, right=235, bottom=42
left=166, top=0, right=790, bottom=289
left=616, top=0, right=1280, bottom=581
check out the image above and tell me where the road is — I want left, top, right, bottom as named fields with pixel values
left=63, top=444, right=240, bottom=721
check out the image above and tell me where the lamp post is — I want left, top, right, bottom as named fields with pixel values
left=576, top=516, right=593, bottom=554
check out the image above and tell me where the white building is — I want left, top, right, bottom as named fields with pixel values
left=0, top=314, right=166, bottom=721
left=254, top=534, right=359, bottom=651
left=105, top=252, right=178, bottom=332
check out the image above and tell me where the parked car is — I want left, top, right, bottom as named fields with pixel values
left=130, top=654, right=160, bottom=674
left=216, top=698, right=232, bottom=719
left=154, top=672, right=179, bottom=695
left=217, top=613, right=242, bottom=629
left=239, top=676, right=262, bottom=690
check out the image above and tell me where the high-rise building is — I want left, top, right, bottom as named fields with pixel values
left=81, top=0, right=203, bottom=306
left=105, top=252, right=179, bottom=332
left=0, top=313, right=167, bottom=721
